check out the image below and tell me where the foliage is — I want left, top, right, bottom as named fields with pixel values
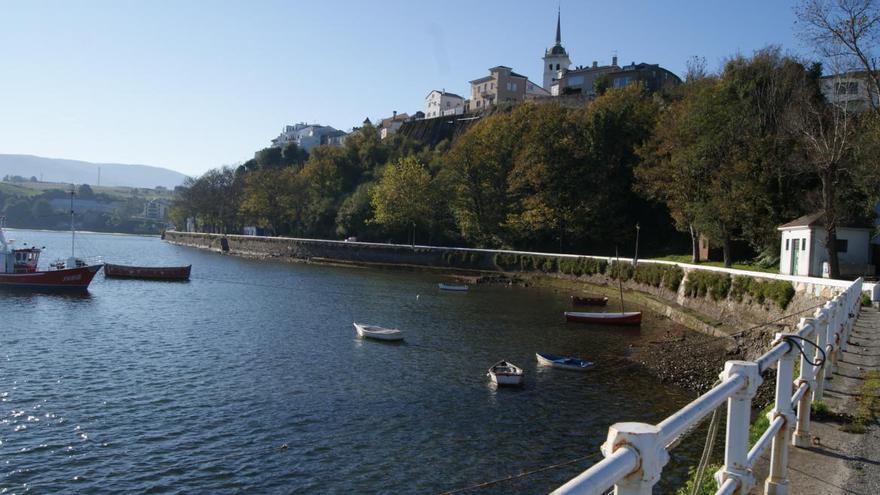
left=861, top=292, right=872, bottom=307
left=676, top=463, right=722, bottom=495
left=730, top=276, right=796, bottom=310
left=370, top=156, right=437, bottom=239
left=632, top=264, right=685, bottom=291
left=492, top=253, right=607, bottom=276
left=684, top=271, right=732, bottom=301
left=749, top=403, right=775, bottom=446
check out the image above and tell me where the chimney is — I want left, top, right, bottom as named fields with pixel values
left=393, top=110, right=397, bottom=119
left=612, top=55, right=618, bottom=66
left=592, top=61, right=598, bottom=68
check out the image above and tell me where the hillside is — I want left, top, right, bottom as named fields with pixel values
left=0, top=154, right=189, bottom=189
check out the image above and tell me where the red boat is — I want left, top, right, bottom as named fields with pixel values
left=104, top=263, right=191, bottom=281
left=570, top=295, right=609, bottom=307
left=0, top=227, right=102, bottom=291
left=564, top=311, right=643, bottom=326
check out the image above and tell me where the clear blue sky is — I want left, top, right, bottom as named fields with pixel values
left=0, top=0, right=810, bottom=177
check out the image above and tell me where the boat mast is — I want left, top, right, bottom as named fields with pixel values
left=615, top=246, right=624, bottom=313
left=70, top=185, right=75, bottom=259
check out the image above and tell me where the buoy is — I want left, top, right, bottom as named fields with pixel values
left=280, top=443, right=289, bottom=450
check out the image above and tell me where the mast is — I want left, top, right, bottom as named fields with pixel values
left=615, top=246, right=625, bottom=313
left=70, top=185, right=75, bottom=259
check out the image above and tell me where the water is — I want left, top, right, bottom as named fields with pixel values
left=1, top=230, right=707, bottom=494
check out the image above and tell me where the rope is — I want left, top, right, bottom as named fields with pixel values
left=691, top=404, right=722, bottom=495
left=782, top=335, right=827, bottom=367
left=435, top=451, right=603, bottom=495
left=729, top=302, right=828, bottom=338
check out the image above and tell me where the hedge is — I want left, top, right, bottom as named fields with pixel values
left=684, top=271, right=732, bottom=301
left=442, top=250, right=480, bottom=266
left=729, top=276, right=795, bottom=310
left=493, top=253, right=607, bottom=276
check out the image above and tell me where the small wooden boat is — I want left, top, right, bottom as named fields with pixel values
left=570, top=295, right=609, bottom=307
left=438, top=283, right=468, bottom=292
left=104, top=263, right=191, bottom=281
left=536, top=353, right=594, bottom=371
left=487, top=360, right=524, bottom=386
left=353, top=322, right=404, bottom=341
left=564, top=311, right=643, bottom=326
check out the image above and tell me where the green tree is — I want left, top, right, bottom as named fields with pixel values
left=370, top=156, right=437, bottom=243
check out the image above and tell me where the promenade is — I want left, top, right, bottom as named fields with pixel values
left=754, top=307, right=880, bottom=494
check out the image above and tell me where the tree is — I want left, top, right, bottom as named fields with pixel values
left=796, top=0, right=880, bottom=114
left=370, top=156, right=437, bottom=243
left=78, top=184, right=95, bottom=199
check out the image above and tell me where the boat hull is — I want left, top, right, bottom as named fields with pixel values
left=564, top=311, right=643, bottom=326
left=0, top=264, right=103, bottom=291
left=353, top=322, right=404, bottom=341
left=438, top=283, right=468, bottom=292
left=536, top=353, right=594, bottom=371
left=105, top=264, right=191, bottom=281
left=487, top=361, right=524, bottom=386
left=490, top=373, right=524, bottom=386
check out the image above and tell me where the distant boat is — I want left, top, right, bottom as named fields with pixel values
left=487, top=360, right=524, bottom=386
left=570, top=295, right=609, bottom=307
left=438, top=283, right=468, bottom=292
left=353, top=322, right=404, bottom=341
left=564, top=311, right=643, bottom=326
left=104, top=263, right=191, bottom=281
left=536, top=353, right=594, bottom=371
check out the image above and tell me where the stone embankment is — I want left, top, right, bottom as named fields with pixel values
left=165, top=231, right=872, bottom=394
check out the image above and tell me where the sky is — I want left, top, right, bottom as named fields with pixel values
left=0, top=0, right=812, bottom=177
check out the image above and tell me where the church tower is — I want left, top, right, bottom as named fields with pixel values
left=542, top=9, right=571, bottom=91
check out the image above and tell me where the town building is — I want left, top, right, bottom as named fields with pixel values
left=270, top=123, right=346, bottom=152
left=425, top=90, right=465, bottom=119
left=469, top=66, right=545, bottom=111
left=542, top=10, right=571, bottom=91
left=143, top=199, right=171, bottom=220
left=378, top=111, right=410, bottom=139
left=551, top=60, right=681, bottom=97
left=777, top=212, right=874, bottom=278
left=821, top=72, right=880, bottom=112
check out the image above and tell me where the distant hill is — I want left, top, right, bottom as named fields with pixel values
left=0, top=154, right=189, bottom=189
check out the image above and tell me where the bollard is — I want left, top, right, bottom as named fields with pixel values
left=601, top=423, right=668, bottom=495
left=715, top=361, right=762, bottom=493
left=793, top=318, right=815, bottom=448
left=765, top=333, right=797, bottom=495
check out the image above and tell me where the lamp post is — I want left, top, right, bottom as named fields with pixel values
left=634, top=222, right=640, bottom=267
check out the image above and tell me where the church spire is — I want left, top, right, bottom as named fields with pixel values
left=555, top=8, right=561, bottom=45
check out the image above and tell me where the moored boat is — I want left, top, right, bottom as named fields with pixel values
left=536, top=353, right=594, bottom=371
left=570, top=295, right=609, bottom=306
left=104, top=263, right=191, bottom=281
left=0, top=215, right=102, bottom=292
left=353, top=322, right=404, bottom=341
left=487, top=360, right=524, bottom=386
left=438, top=283, right=468, bottom=292
left=564, top=311, right=642, bottom=326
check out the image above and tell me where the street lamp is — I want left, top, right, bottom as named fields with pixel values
left=634, top=222, right=641, bottom=267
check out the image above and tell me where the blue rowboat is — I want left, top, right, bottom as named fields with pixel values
left=536, top=353, right=594, bottom=371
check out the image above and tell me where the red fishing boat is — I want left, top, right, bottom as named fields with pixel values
left=570, top=295, right=609, bottom=306
left=564, top=311, right=643, bottom=326
left=0, top=221, right=102, bottom=291
left=104, top=263, right=191, bottom=281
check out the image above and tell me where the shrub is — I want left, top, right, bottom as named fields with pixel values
left=608, top=261, right=634, bottom=281
left=861, top=292, right=872, bottom=307
left=684, top=271, right=731, bottom=301
left=730, top=276, right=795, bottom=310
left=677, top=463, right=723, bottom=495
left=632, top=264, right=684, bottom=291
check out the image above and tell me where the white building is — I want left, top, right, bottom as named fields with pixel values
left=425, top=90, right=465, bottom=119
left=542, top=10, right=571, bottom=91
left=143, top=199, right=171, bottom=220
left=378, top=112, right=409, bottom=139
left=777, top=212, right=873, bottom=278
left=821, top=72, right=880, bottom=112
left=270, top=123, right=345, bottom=152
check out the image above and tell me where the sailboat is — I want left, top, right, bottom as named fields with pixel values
left=564, top=247, right=642, bottom=326
left=0, top=188, right=103, bottom=291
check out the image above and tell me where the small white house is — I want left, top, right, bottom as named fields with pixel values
left=425, top=90, right=465, bottom=119
left=777, top=212, right=873, bottom=278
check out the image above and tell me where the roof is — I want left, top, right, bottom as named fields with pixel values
left=426, top=90, right=464, bottom=100
left=777, top=211, right=873, bottom=230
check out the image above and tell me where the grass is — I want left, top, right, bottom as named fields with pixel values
left=0, top=182, right=42, bottom=197
left=652, top=254, right=779, bottom=274
left=1, top=180, right=173, bottom=200
left=841, top=370, right=880, bottom=433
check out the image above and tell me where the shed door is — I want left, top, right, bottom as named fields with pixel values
left=790, top=238, right=800, bottom=275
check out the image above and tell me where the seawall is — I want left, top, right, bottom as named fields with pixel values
left=165, top=231, right=873, bottom=344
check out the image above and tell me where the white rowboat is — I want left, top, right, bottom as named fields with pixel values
left=536, top=353, right=594, bottom=371
left=487, top=360, right=524, bottom=386
left=438, top=283, right=469, bottom=292
left=353, top=322, right=404, bottom=341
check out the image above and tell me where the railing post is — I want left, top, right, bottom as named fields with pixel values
left=715, top=361, right=761, bottom=494
left=793, top=318, right=815, bottom=448
left=601, top=423, right=668, bottom=495
left=813, top=306, right=830, bottom=400
left=765, top=333, right=797, bottom=495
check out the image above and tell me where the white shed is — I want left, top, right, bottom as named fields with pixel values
left=777, top=212, right=873, bottom=278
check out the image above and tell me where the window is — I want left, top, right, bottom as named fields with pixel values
left=549, top=64, right=552, bottom=70
left=785, top=239, right=789, bottom=251
left=836, top=239, right=848, bottom=253
left=802, top=238, right=806, bottom=250
left=556, top=64, right=560, bottom=70
left=512, top=83, right=517, bottom=91
left=835, top=81, right=859, bottom=95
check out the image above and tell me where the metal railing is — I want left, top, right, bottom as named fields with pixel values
left=553, top=278, right=864, bottom=495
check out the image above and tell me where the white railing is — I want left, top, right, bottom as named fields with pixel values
left=553, top=278, right=864, bottom=495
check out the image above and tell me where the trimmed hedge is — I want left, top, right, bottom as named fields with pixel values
left=493, top=253, right=607, bottom=276
left=632, top=264, right=685, bottom=292
left=442, top=250, right=480, bottom=266
left=684, top=271, right=732, bottom=301
left=729, top=276, right=795, bottom=310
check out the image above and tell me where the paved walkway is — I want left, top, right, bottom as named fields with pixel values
left=751, top=307, right=880, bottom=494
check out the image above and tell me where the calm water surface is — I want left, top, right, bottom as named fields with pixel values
left=1, top=230, right=706, bottom=494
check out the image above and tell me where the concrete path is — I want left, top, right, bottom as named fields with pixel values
left=751, top=307, right=880, bottom=494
